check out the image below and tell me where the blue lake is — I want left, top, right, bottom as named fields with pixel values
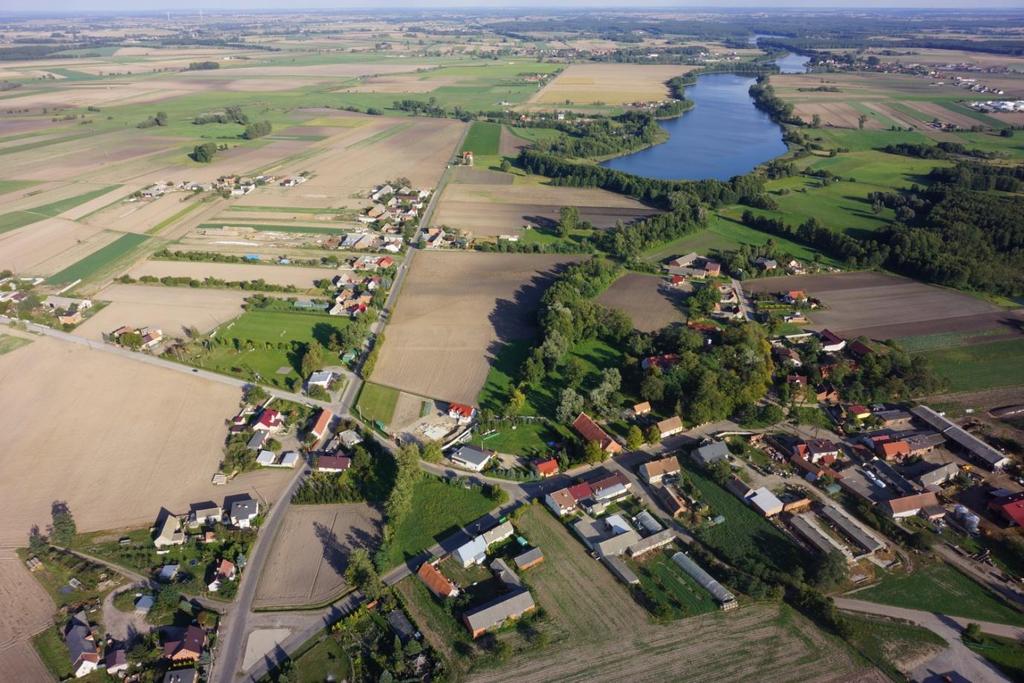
left=600, top=72, right=787, bottom=181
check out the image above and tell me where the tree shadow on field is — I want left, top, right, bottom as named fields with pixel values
left=314, top=521, right=349, bottom=577
left=487, top=264, right=577, bottom=347
left=312, top=322, right=337, bottom=348
left=522, top=214, right=557, bottom=230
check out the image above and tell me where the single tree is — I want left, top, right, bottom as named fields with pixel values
left=626, top=425, right=645, bottom=451
left=49, top=501, right=76, bottom=547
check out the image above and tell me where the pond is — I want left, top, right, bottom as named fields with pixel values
left=600, top=72, right=787, bottom=181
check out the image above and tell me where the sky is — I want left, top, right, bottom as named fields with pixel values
left=5, top=1, right=1023, bottom=12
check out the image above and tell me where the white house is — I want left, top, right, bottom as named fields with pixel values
left=450, top=445, right=493, bottom=472
left=230, top=499, right=260, bottom=528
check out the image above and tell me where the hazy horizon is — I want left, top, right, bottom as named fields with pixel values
left=4, top=1, right=1023, bottom=14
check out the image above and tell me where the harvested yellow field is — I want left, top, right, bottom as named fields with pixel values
left=74, top=284, right=248, bottom=340
left=0, top=218, right=114, bottom=276
left=532, top=63, right=696, bottom=105
left=80, top=193, right=199, bottom=233
left=127, top=260, right=338, bottom=288
left=0, top=333, right=290, bottom=546
left=792, top=102, right=885, bottom=129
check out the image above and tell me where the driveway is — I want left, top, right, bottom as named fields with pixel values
left=834, top=597, right=1017, bottom=683
left=102, top=585, right=150, bottom=643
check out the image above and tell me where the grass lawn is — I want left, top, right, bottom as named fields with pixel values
left=644, top=212, right=842, bottom=267
left=33, top=626, right=72, bottom=680
left=629, top=547, right=718, bottom=620
left=856, top=562, right=1024, bottom=626
left=897, top=328, right=1011, bottom=353
left=195, top=309, right=354, bottom=389
left=967, top=633, right=1024, bottom=681
left=470, top=419, right=570, bottom=457
left=494, top=337, right=626, bottom=418
left=355, top=382, right=400, bottom=425
left=682, top=462, right=806, bottom=574
left=841, top=613, right=947, bottom=680
left=379, top=476, right=498, bottom=570
left=45, top=233, right=149, bottom=286
left=0, top=334, right=31, bottom=355
left=917, top=338, right=1024, bottom=392
left=294, top=636, right=353, bottom=683
left=462, top=121, right=502, bottom=156
left=477, top=338, right=533, bottom=413
left=396, top=574, right=477, bottom=675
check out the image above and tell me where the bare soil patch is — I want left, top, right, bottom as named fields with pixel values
left=80, top=193, right=197, bottom=233
left=532, top=63, right=695, bottom=105
left=0, top=217, right=112, bottom=276
left=0, top=551, right=54, bottom=671
left=903, top=101, right=980, bottom=129
left=127, top=260, right=337, bottom=288
left=76, top=284, right=248, bottom=340
left=596, top=273, right=685, bottom=332
left=434, top=180, right=658, bottom=237
left=239, top=117, right=464, bottom=210
left=254, top=503, right=382, bottom=609
left=793, top=102, right=885, bottom=129
left=372, top=252, right=580, bottom=403
left=0, top=334, right=290, bottom=546
left=742, top=272, right=1019, bottom=339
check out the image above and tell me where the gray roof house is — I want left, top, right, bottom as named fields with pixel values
left=229, top=499, right=260, bottom=528
left=692, top=441, right=730, bottom=467
left=463, top=590, right=536, bottom=638
left=449, top=445, right=494, bottom=472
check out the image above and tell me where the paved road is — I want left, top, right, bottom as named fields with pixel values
left=834, top=598, right=1018, bottom=683
left=0, top=317, right=333, bottom=410
left=221, top=120, right=472, bottom=682
left=238, top=592, right=364, bottom=683
left=212, top=463, right=309, bottom=683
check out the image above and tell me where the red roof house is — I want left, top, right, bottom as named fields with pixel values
left=317, top=455, right=351, bottom=472
left=533, top=458, right=559, bottom=478
left=991, top=493, right=1024, bottom=527
left=877, top=440, right=911, bottom=461
left=572, top=413, right=622, bottom=454
left=310, top=409, right=333, bottom=440
left=254, top=409, right=284, bottom=432
left=418, top=562, right=459, bottom=598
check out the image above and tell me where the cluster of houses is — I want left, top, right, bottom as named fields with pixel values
left=352, top=254, right=395, bottom=272
left=63, top=604, right=208, bottom=681
left=42, top=295, right=93, bottom=326
left=360, top=183, right=430, bottom=229
left=314, top=419, right=365, bottom=474
left=0, top=278, right=98, bottom=327
left=968, top=99, right=1024, bottom=113
left=546, top=462, right=738, bottom=610
left=327, top=271, right=382, bottom=317
left=107, top=324, right=164, bottom=350
left=663, top=252, right=721, bottom=281
left=416, top=520, right=542, bottom=638
left=335, top=231, right=403, bottom=253
left=154, top=496, right=262, bottom=550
